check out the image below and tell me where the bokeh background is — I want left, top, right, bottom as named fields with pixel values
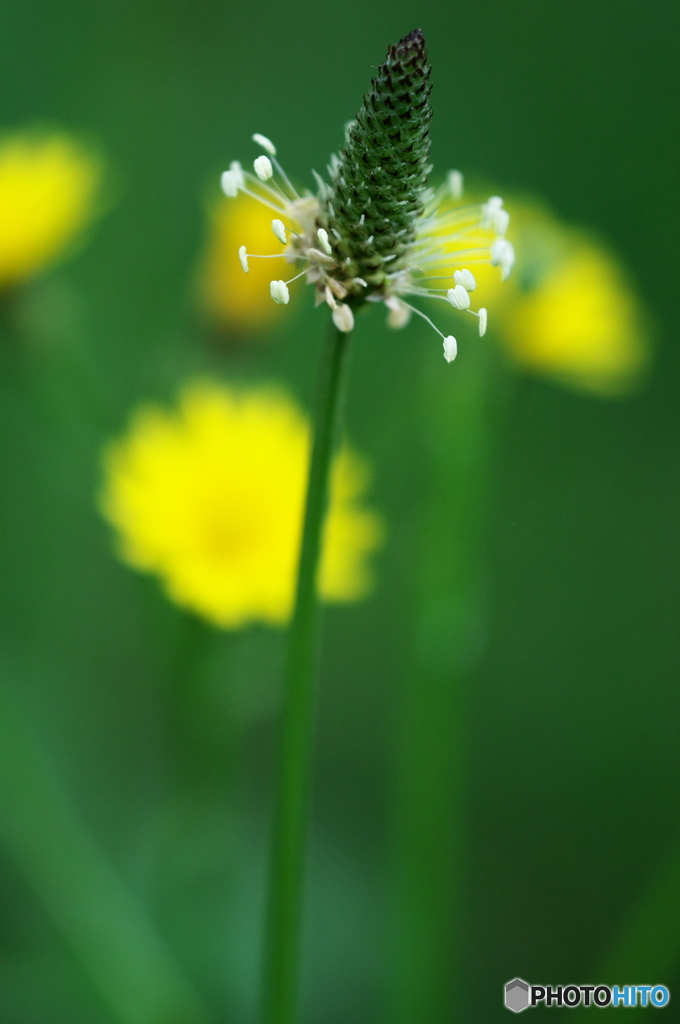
left=0, top=1, right=678, bottom=1022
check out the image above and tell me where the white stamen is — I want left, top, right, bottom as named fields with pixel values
left=324, top=285, right=337, bottom=308
left=272, top=219, right=287, bottom=244
left=238, top=253, right=288, bottom=260
left=234, top=185, right=288, bottom=217
left=327, top=277, right=348, bottom=299
left=447, top=284, right=471, bottom=310
left=221, top=171, right=239, bottom=197
left=443, top=336, right=458, bottom=362
left=448, top=170, right=463, bottom=199
left=399, top=300, right=448, bottom=341
left=312, top=169, right=330, bottom=199
left=454, top=268, right=476, bottom=292
left=317, top=227, right=333, bottom=255
left=270, top=280, right=290, bottom=304
left=308, top=247, right=336, bottom=266
left=484, top=196, right=510, bottom=235
left=238, top=246, right=249, bottom=273
left=491, top=239, right=515, bottom=280
left=221, top=161, right=244, bottom=197
left=254, top=155, right=273, bottom=181
left=484, top=196, right=503, bottom=219
left=385, top=296, right=411, bottom=329
left=494, top=208, right=510, bottom=235
left=478, top=308, right=488, bottom=337
left=332, top=303, right=354, bottom=333
left=252, top=133, right=277, bottom=156
left=285, top=268, right=309, bottom=286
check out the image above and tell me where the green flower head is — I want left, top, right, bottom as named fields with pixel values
left=323, top=28, right=432, bottom=291
left=221, top=30, right=514, bottom=360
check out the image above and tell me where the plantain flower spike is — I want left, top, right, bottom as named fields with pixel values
left=221, top=29, right=512, bottom=361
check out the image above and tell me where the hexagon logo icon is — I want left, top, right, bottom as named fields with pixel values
left=505, top=978, right=530, bottom=1013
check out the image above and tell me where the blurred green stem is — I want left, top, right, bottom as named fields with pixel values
left=391, top=341, right=498, bottom=1024
left=166, top=612, right=220, bottom=784
left=0, top=675, right=212, bottom=1024
left=572, top=841, right=680, bottom=1021
left=263, top=321, right=351, bottom=1024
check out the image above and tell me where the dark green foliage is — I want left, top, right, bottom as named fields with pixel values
left=324, top=29, right=432, bottom=292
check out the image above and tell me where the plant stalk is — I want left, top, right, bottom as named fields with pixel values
left=0, top=675, right=211, bottom=1024
left=391, top=340, right=498, bottom=1024
left=263, top=320, right=352, bottom=1024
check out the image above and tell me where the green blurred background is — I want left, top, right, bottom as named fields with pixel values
left=0, top=0, right=678, bottom=1022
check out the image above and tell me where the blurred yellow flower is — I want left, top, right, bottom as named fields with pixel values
left=0, top=128, right=102, bottom=289
left=100, top=382, right=383, bottom=629
left=197, top=193, right=291, bottom=331
left=474, top=201, right=648, bottom=394
left=500, top=221, right=648, bottom=394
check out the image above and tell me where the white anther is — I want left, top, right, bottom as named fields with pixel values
left=491, top=239, right=515, bottom=280
left=447, top=284, right=471, bottom=310
left=332, top=303, right=354, bottom=332
left=272, top=219, right=287, bottom=244
left=478, top=307, right=488, bottom=337
left=443, top=336, right=458, bottom=362
left=327, top=277, right=348, bottom=299
left=385, top=296, right=411, bottom=329
left=454, top=268, right=477, bottom=292
left=494, top=207, right=510, bottom=235
left=485, top=196, right=503, bottom=216
left=254, top=155, right=273, bottom=181
left=221, top=161, right=244, bottom=197
left=484, top=196, right=510, bottom=234
left=221, top=171, right=239, bottom=197
left=448, top=170, right=463, bottom=199
left=238, top=246, right=249, bottom=273
left=324, top=285, right=337, bottom=308
left=252, top=133, right=276, bottom=156
left=317, top=227, right=333, bottom=255
left=308, top=247, right=336, bottom=266
left=270, top=280, right=290, bottom=304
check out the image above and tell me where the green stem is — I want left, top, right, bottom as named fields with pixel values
left=165, top=612, right=220, bottom=786
left=263, top=321, right=352, bottom=1024
left=0, top=675, right=212, bottom=1024
left=571, top=840, right=680, bottom=1022
left=391, top=340, right=498, bottom=1024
